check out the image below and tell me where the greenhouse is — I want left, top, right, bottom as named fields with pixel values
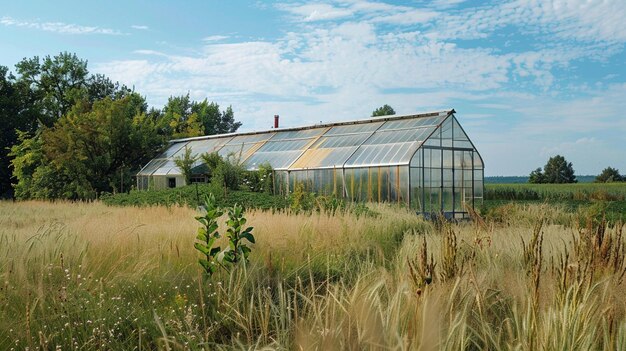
left=136, top=109, right=484, bottom=218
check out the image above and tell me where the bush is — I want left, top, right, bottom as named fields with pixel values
left=101, top=184, right=289, bottom=210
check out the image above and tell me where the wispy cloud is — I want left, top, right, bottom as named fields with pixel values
left=429, top=0, right=626, bottom=45
left=0, top=16, right=124, bottom=35
left=203, top=35, right=229, bottom=42
left=131, top=24, right=149, bottom=30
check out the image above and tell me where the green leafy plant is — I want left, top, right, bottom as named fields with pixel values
left=223, top=204, right=256, bottom=264
left=194, top=194, right=224, bottom=276
left=174, top=146, right=197, bottom=185
left=194, top=193, right=256, bottom=276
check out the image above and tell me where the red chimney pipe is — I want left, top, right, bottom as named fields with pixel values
left=274, top=115, right=279, bottom=128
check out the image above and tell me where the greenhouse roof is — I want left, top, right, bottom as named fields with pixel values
left=138, top=109, right=456, bottom=176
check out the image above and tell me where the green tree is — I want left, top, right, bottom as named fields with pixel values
left=528, top=168, right=545, bottom=184
left=11, top=94, right=162, bottom=199
left=0, top=66, right=38, bottom=198
left=159, top=94, right=204, bottom=139
left=596, top=167, right=624, bottom=183
left=174, top=146, right=197, bottom=185
left=15, top=52, right=90, bottom=127
left=541, top=155, right=577, bottom=184
left=192, top=99, right=241, bottom=135
left=200, top=152, right=245, bottom=192
left=372, top=104, right=396, bottom=117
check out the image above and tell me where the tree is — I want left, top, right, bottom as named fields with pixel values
left=174, top=146, right=197, bottom=185
left=0, top=66, right=38, bottom=198
left=532, top=155, right=576, bottom=184
left=159, top=94, right=204, bottom=139
left=15, top=52, right=90, bottom=127
left=10, top=94, right=163, bottom=199
left=192, top=99, right=241, bottom=135
left=528, top=168, right=545, bottom=184
left=596, top=167, right=624, bottom=183
left=372, top=104, right=396, bottom=117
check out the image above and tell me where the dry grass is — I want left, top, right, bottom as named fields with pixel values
left=1, top=200, right=625, bottom=350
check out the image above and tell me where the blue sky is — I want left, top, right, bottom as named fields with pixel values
left=2, top=0, right=625, bottom=176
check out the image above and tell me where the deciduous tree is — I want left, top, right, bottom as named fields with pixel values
left=372, top=104, right=396, bottom=117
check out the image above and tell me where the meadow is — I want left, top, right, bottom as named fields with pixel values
left=1, top=189, right=625, bottom=349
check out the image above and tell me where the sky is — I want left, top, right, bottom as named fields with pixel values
left=1, top=0, right=625, bottom=176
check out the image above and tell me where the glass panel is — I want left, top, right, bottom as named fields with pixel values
left=410, top=148, right=422, bottom=167
left=441, top=117, right=453, bottom=147
left=443, top=169, right=453, bottom=188
left=453, top=117, right=470, bottom=142
left=324, top=122, right=383, bottom=135
left=443, top=187, right=453, bottom=212
left=157, top=142, right=187, bottom=158
left=138, top=159, right=168, bottom=176
left=410, top=167, right=422, bottom=211
left=183, top=137, right=231, bottom=158
left=399, top=166, right=408, bottom=205
left=431, top=149, right=442, bottom=168
left=270, top=128, right=326, bottom=140
left=152, top=160, right=178, bottom=176
left=378, top=115, right=444, bottom=131
left=443, top=150, right=453, bottom=168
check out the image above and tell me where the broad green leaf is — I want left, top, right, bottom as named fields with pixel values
left=194, top=242, right=209, bottom=255
left=241, top=232, right=255, bottom=244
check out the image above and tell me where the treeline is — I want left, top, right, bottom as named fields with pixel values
left=0, top=52, right=241, bottom=200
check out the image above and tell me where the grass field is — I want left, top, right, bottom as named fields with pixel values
left=1, top=190, right=626, bottom=349
left=484, top=182, right=626, bottom=223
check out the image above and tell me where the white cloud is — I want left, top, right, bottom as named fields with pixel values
left=203, top=35, right=229, bottom=42
left=430, top=0, right=626, bottom=45
left=0, top=16, right=124, bottom=35
left=91, top=1, right=626, bottom=175
left=278, top=3, right=354, bottom=22
left=131, top=25, right=149, bottom=30
left=278, top=1, right=439, bottom=25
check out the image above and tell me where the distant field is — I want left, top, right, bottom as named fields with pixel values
left=485, top=175, right=597, bottom=183
left=484, top=182, right=626, bottom=222
left=485, top=182, right=626, bottom=201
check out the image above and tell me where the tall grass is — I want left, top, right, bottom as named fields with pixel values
left=1, top=200, right=625, bottom=349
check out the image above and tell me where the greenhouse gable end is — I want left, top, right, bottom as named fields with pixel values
left=137, top=109, right=484, bottom=219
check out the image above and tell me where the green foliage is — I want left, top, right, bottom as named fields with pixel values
left=101, top=184, right=290, bottom=210
left=173, top=146, right=197, bottom=185
left=192, top=99, right=241, bottom=135
left=0, top=66, right=39, bottom=198
left=242, top=162, right=274, bottom=194
left=223, top=204, right=256, bottom=264
left=372, top=104, right=396, bottom=117
left=528, top=167, right=545, bottom=184
left=529, top=155, right=577, bottom=184
left=1, top=52, right=243, bottom=200
left=288, top=182, right=380, bottom=218
left=289, top=182, right=316, bottom=213
left=158, top=94, right=242, bottom=139
left=15, top=52, right=90, bottom=127
left=194, top=194, right=255, bottom=277
left=159, top=94, right=204, bottom=139
left=596, top=167, right=624, bottom=183
left=482, top=183, right=626, bottom=223
left=485, top=183, right=626, bottom=202
left=544, top=155, right=576, bottom=183
left=200, top=152, right=246, bottom=193
left=194, top=194, right=224, bottom=276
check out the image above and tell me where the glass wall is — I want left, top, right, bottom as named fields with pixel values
left=408, top=115, right=483, bottom=219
